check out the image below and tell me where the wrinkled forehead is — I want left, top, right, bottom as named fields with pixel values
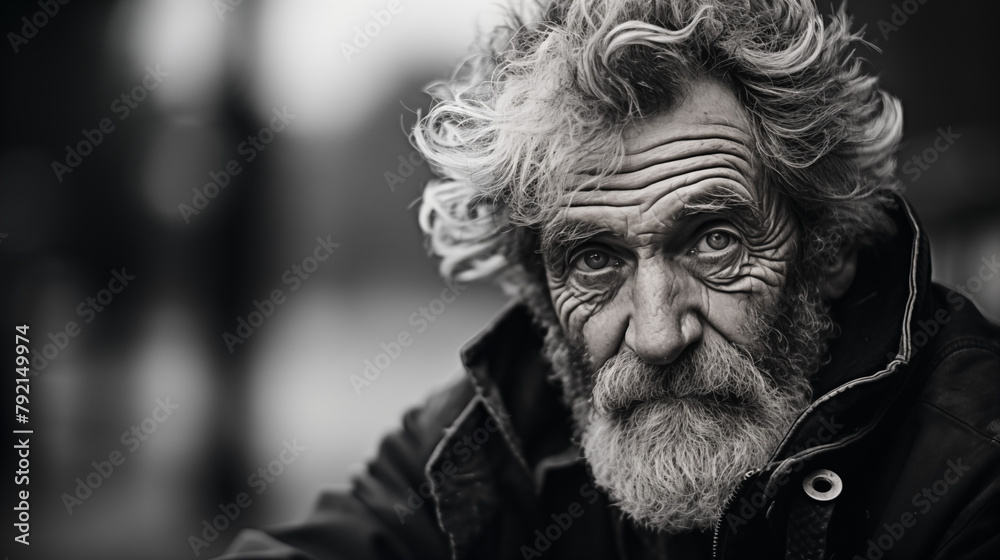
left=545, top=78, right=763, bottom=244
left=622, top=79, right=754, bottom=176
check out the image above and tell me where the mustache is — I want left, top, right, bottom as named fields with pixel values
left=590, top=338, right=776, bottom=417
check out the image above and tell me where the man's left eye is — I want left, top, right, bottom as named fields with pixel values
left=693, top=230, right=736, bottom=253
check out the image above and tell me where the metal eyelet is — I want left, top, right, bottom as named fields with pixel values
left=802, top=469, right=843, bottom=502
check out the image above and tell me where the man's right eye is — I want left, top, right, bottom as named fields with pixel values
left=574, top=249, right=617, bottom=271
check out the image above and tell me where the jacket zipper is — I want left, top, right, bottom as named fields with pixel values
left=712, top=470, right=757, bottom=560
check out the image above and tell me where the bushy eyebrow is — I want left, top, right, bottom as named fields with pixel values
left=541, top=220, right=612, bottom=256
left=673, top=185, right=764, bottom=233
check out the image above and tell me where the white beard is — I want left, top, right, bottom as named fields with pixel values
left=578, top=337, right=812, bottom=532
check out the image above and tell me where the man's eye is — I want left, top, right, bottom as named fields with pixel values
left=693, top=230, right=736, bottom=253
left=576, top=250, right=612, bottom=271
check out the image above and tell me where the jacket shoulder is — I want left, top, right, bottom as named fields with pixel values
left=903, top=287, right=1000, bottom=558
left=917, top=285, right=1000, bottom=445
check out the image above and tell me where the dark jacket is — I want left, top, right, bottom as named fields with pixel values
left=220, top=201, right=1000, bottom=560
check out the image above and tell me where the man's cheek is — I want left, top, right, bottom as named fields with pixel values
left=579, top=306, right=630, bottom=368
left=548, top=282, right=627, bottom=367
left=700, top=291, right=751, bottom=345
left=727, top=248, right=794, bottom=318
left=701, top=287, right=778, bottom=347
left=548, top=281, right=603, bottom=336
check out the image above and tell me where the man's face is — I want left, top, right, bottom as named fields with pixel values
left=544, top=77, right=795, bottom=366
left=541, top=78, right=824, bottom=532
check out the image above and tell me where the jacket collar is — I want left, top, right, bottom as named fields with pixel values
left=769, top=197, right=932, bottom=463
left=458, top=301, right=577, bottom=488
left=812, top=197, right=931, bottom=395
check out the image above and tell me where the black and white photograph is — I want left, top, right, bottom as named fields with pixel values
left=2, top=0, right=998, bottom=558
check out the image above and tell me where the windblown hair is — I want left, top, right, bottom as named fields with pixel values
left=413, top=0, right=903, bottom=284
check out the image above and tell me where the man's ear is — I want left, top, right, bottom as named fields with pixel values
left=820, top=245, right=858, bottom=300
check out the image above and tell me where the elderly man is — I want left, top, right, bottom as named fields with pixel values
left=222, top=1, right=999, bottom=558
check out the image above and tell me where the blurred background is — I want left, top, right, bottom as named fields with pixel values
left=0, top=1, right=997, bottom=558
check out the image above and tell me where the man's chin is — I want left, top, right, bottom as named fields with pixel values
left=580, top=395, right=792, bottom=533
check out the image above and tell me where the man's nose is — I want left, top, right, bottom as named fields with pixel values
left=623, top=259, right=703, bottom=365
